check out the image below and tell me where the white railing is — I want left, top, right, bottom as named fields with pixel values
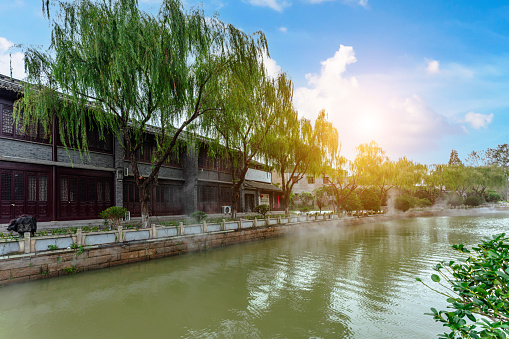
left=0, top=214, right=339, bottom=257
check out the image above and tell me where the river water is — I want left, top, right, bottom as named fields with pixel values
left=1, top=211, right=509, bottom=338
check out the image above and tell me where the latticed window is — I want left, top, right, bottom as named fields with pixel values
left=60, top=178, right=68, bottom=202
left=79, top=178, right=87, bottom=202
left=97, top=181, right=103, bottom=202
left=70, top=178, right=78, bottom=202
left=1, top=104, right=13, bottom=135
left=28, top=176, right=37, bottom=202
left=14, top=174, right=24, bottom=200
left=88, top=179, right=95, bottom=202
left=105, top=182, right=111, bottom=203
left=39, top=176, right=48, bottom=202
left=1, top=173, right=11, bottom=201
left=307, top=176, right=315, bottom=184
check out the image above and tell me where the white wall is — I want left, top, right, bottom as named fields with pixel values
left=245, top=168, right=271, bottom=183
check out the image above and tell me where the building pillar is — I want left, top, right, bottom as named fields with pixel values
left=183, top=142, right=198, bottom=214
left=114, top=137, right=124, bottom=207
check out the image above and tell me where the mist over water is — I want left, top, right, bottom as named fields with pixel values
left=1, top=212, right=509, bottom=338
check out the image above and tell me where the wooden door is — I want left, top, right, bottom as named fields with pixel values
left=0, top=171, right=13, bottom=222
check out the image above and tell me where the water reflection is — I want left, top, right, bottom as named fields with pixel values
left=1, top=213, right=509, bottom=338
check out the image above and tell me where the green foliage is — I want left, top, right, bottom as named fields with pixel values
left=191, top=211, right=207, bottom=222
left=254, top=204, right=270, bottom=217
left=342, top=193, right=362, bottom=212
left=419, top=233, right=509, bottom=338
left=64, top=266, right=81, bottom=275
left=464, top=196, right=483, bottom=206
left=360, top=188, right=381, bottom=211
left=485, top=190, right=502, bottom=203
left=47, top=244, right=58, bottom=251
left=313, top=186, right=331, bottom=212
left=448, top=149, right=463, bottom=166
left=99, top=206, right=127, bottom=230
left=71, top=243, right=85, bottom=256
left=395, top=195, right=413, bottom=212
left=415, top=198, right=432, bottom=207
left=299, top=192, right=314, bottom=206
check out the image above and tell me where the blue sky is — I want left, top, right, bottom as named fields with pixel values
left=1, top=0, right=508, bottom=164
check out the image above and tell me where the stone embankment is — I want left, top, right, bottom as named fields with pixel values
left=0, top=206, right=506, bottom=287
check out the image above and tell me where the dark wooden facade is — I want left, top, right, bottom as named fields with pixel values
left=123, top=180, right=184, bottom=217
left=0, top=74, right=281, bottom=222
left=0, top=161, right=52, bottom=223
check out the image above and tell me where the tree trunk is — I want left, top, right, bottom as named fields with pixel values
left=139, top=184, right=151, bottom=229
left=232, top=190, right=239, bottom=220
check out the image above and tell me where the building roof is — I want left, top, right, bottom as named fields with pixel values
left=244, top=180, right=282, bottom=192
left=0, top=74, right=23, bottom=93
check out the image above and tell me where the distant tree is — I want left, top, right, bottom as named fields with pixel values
left=264, top=110, right=339, bottom=214
left=360, top=188, right=381, bottom=211
left=325, top=141, right=387, bottom=212
left=394, top=157, right=427, bottom=193
left=299, top=191, right=314, bottom=207
left=394, top=196, right=412, bottom=212
left=342, top=193, right=362, bottom=212
left=465, top=150, right=490, bottom=167
left=202, top=69, right=292, bottom=219
left=313, top=186, right=331, bottom=212
left=486, top=144, right=509, bottom=167
left=448, top=149, right=462, bottom=166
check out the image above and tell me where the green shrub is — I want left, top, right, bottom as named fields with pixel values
left=99, top=206, right=127, bottom=230
left=360, top=188, right=381, bottom=211
left=464, top=195, right=483, bottom=206
left=300, top=206, right=311, bottom=213
left=254, top=204, right=270, bottom=217
left=485, top=190, right=502, bottom=203
left=416, top=198, right=432, bottom=207
left=395, top=196, right=412, bottom=212
left=299, top=192, right=314, bottom=206
left=342, top=193, right=362, bottom=212
left=190, top=211, right=207, bottom=222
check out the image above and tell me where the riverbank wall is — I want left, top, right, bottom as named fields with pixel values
left=1, top=207, right=506, bottom=287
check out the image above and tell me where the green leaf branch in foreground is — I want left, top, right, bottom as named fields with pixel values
left=418, top=233, right=509, bottom=338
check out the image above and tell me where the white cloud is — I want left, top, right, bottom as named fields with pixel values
left=0, top=37, right=25, bottom=79
left=246, top=0, right=290, bottom=12
left=278, top=26, right=288, bottom=33
left=294, top=45, right=460, bottom=159
left=262, top=54, right=283, bottom=79
left=248, top=0, right=368, bottom=11
left=426, top=59, right=440, bottom=74
left=358, top=0, right=368, bottom=8
left=464, top=112, right=493, bottom=129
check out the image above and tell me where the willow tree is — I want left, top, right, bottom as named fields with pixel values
left=264, top=109, right=339, bottom=214
left=17, top=0, right=267, bottom=228
left=325, top=141, right=390, bottom=212
left=201, top=64, right=290, bottom=219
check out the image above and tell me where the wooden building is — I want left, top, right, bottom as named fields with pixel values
left=0, top=74, right=282, bottom=223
